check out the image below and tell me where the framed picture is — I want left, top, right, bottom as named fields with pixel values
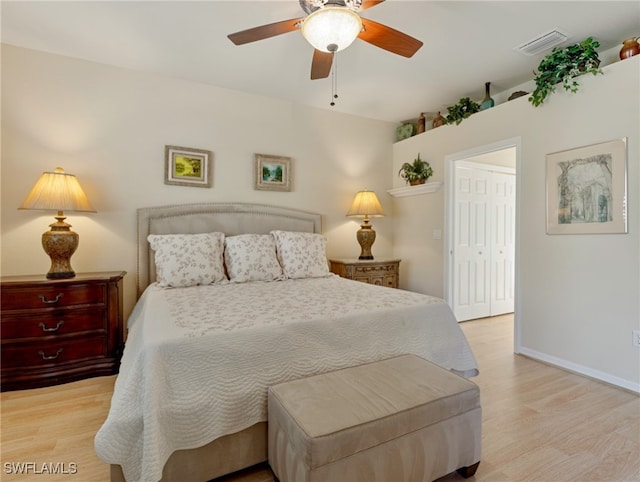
left=254, top=154, right=292, bottom=192
left=165, top=145, right=212, bottom=188
left=546, top=138, right=627, bottom=234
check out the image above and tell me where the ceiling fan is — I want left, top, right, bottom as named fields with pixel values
left=227, top=0, right=423, bottom=80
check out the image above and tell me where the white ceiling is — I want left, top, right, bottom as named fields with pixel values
left=2, top=1, right=639, bottom=123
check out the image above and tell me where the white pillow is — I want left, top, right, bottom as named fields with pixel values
left=271, top=230, right=330, bottom=279
left=224, top=234, right=284, bottom=283
left=148, top=232, right=226, bottom=288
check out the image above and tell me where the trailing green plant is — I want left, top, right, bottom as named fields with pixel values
left=529, top=37, right=603, bottom=107
left=444, top=97, right=481, bottom=125
left=398, top=154, right=433, bottom=185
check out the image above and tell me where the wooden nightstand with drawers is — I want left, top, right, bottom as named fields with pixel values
left=329, top=259, right=400, bottom=289
left=0, top=271, right=125, bottom=391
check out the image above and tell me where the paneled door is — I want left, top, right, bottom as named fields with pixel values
left=453, top=166, right=491, bottom=321
left=490, top=172, right=516, bottom=316
left=452, top=165, right=515, bottom=321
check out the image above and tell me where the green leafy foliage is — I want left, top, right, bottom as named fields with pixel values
left=398, top=154, right=433, bottom=184
left=444, top=97, right=481, bottom=125
left=529, top=37, right=603, bottom=107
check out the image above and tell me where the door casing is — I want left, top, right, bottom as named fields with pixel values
left=444, top=137, right=522, bottom=354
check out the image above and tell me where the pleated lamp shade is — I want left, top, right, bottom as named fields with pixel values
left=20, top=167, right=96, bottom=213
left=346, top=190, right=385, bottom=219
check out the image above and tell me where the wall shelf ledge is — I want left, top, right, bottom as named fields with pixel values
left=388, top=181, right=443, bottom=197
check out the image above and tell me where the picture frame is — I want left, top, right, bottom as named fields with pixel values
left=165, top=145, right=212, bottom=188
left=254, top=154, right=292, bottom=192
left=546, top=138, right=627, bottom=234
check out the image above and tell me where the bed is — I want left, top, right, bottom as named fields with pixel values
left=95, top=202, right=478, bottom=482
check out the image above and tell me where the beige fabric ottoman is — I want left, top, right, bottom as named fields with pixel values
left=268, top=354, right=481, bottom=482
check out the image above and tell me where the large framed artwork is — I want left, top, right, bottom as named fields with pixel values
left=254, top=153, right=292, bottom=192
left=546, top=138, right=627, bottom=234
left=165, top=145, right=213, bottom=188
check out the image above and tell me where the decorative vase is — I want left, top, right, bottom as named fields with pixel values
left=409, top=179, right=426, bottom=186
left=417, top=112, right=426, bottom=134
left=396, top=123, right=414, bottom=141
left=619, top=37, right=640, bottom=60
left=432, top=111, right=445, bottom=128
left=479, top=82, right=494, bottom=110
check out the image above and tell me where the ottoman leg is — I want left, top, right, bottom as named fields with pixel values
left=457, top=461, right=480, bottom=478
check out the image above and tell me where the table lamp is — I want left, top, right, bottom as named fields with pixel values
left=19, top=167, right=96, bottom=279
left=346, top=189, right=384, bottom=260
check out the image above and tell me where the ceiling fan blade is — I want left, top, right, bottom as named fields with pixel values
left=358, top=18, right=423, bottom=58
left=228, top=18, right=303, bottom=45
left=359, top=0, right=386, bottom=10
left=311, top=49, right=334, bottom=80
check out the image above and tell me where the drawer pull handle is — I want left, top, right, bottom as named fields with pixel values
left=39, top=320, right=64, bottom=332
left=38, top=293, right=64, bottom=304
left=38, top=348, right=63, bottom=360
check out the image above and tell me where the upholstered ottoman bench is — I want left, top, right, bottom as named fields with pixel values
left=268, top=354, right=481, bottom=482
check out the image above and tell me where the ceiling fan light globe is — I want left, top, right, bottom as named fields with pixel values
left=301, top=7, right=362, bottom=53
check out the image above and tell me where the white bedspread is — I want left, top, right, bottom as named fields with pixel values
left=95, top=276, right=478, bottom=482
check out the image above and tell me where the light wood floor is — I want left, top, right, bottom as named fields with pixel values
left=2, top=314, right=638, bottom=481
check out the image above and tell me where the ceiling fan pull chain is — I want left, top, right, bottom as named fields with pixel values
left=330, top=52, right=338, bottom=106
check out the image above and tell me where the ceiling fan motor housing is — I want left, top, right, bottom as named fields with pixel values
left=299, top=1, right=363, bottom=15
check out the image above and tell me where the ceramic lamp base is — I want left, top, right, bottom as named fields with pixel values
left=42, top=217, right=78, bottom=279
left=356, top=222, right=376, bottom=260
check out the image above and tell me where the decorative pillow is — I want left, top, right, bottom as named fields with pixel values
left=224, top=234, right=284, bottom=283
left=271, top=230, right=330, bottom=279
left=148, top=232, right=226, bottom=288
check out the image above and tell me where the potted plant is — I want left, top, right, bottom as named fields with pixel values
left=529, top=37, right=603, bottom=107
left=398, top=154, right=433, bottom=186
left=444, top=97, right=481, bottom=125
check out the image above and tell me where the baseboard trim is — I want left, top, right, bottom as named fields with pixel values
left=518, top=346, right=640, bottom=394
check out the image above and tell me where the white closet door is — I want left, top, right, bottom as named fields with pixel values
left=490, top=172, right=516, bottom=315
left=453, top=167, right=491, bottom=321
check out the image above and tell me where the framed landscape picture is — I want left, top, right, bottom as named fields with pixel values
left=254, top=153, right=292, bottom=192
left=165, top=145, right=212, bottom=187
left=546, top=138, right=627, bottom=234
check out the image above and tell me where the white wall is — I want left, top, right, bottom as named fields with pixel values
left=1, top=45, right=396, bottom=316
left=3, top=45, right=638, bottom=391
left=392, top=56, right=640, bottom=391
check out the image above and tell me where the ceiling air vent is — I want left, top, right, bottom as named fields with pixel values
left=515, top=29, right=570, bottom=56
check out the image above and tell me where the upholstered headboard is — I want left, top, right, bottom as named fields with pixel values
left=137, top=203, right=322, bottom=296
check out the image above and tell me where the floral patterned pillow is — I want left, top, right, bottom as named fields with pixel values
left=224, top=234, right=284, bottom=283
left=271, top=230, right=330, bottom=279
left=148, top=232, right=227, bottom=288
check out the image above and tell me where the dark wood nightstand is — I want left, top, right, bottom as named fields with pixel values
left=1, top=271, right=125, bottom=391
left=329, top=259, right=400, bottom=288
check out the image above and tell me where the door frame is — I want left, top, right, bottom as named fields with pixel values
left=444, top=137, right=523, bottom=353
